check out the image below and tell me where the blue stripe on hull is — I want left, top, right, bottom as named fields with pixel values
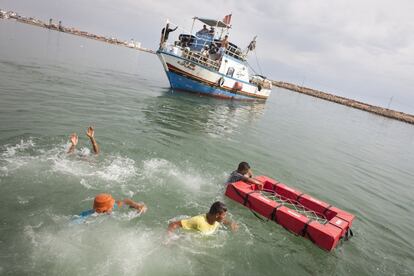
left=166, top=71, right=253, bottom=100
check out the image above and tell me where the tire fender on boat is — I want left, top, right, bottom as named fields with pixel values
left=217, top=77, right=225, bottom=87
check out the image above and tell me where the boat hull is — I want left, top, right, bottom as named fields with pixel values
left=157, top=50, right=271, bottom=100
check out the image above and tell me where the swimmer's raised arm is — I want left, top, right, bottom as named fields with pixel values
left=67, top=133, right=78, bottom=154
left=86, top=126, right=99, bottom=154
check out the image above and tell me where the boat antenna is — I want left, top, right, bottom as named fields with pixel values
left=254, top=48, right=264, bottom=76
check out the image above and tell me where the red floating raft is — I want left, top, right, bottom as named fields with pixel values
left=225, top=176, right=355, bottom=251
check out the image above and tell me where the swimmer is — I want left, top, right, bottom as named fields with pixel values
left=78, top=193, right=147, bottom=218
left=226, top=161, right=264, bottom=189
left=167, top=201, right=238, bottom=236
left=67, top=126, right=99, bottom=154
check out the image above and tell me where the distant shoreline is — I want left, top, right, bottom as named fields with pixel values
left=272, top=81, right=414, bottom=125
left=0, top=9, right=154, bottom=54
left=2, top=9, right=413, bottom=124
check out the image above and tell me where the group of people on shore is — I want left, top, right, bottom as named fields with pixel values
left=68, top=127, right=264, bottom=236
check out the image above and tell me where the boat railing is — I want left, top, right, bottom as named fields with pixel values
left=176, top=33, right=247, bottom=61
left=224, top=44, right=247, bottom=61
left=181, top=47, right=221, bottom=71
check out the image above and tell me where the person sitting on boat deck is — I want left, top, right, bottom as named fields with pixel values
left=160, top=23, right=178, bottom=48
left=167, top=201, right=238, bottom=235
left=196, top=24, right=209, bottom=36
left=67, top=126, right=99, bottom=154
left=78, top=193, right=147, bottom=218
left=226, top=161, right=264, bottom=189
left=218, top=35, right=229, bottom=58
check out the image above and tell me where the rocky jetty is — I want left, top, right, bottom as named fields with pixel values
left=272, top=81, right=414, bottom=125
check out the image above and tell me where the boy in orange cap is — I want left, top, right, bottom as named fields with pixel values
left=77, top=193, right=147, bottom=219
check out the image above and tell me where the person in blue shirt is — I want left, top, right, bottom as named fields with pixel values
left=226, top=161, right=264, bottom=189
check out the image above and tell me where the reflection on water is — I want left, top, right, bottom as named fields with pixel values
left=142, top=89, right=266, bottom=140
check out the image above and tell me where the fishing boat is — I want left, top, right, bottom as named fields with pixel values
left=156, top=15, right=272, bottom=100
left=225, top=176, right=355, bottom=251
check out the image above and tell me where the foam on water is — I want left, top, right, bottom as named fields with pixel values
left=0, top=139, right=138, bottom=186
left=23, top=216, right=180, bottom=275
left=141, top=158, right=213, bottom=193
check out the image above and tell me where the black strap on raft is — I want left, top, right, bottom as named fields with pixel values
left=243, top=191, right=257, bottom=206
left=300, top=219, right=315, bottom=244
left=270, top=204, right=283, bottom=223
left=323, top=204, right=332, bottom=216
left=231, top=185, right=266, bottom=222
left=344, top=228, right=354, bottom=241
left=328, top=215, right=354, bottom=242
left=296, top=193, right=305, bottom=202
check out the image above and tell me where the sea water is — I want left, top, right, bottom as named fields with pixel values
left=0, top=20, right=413, bottom=275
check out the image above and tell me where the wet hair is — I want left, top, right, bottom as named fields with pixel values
left=237, top=161, right=250, bottom=174
left=208, top=201, right=227, bottom=215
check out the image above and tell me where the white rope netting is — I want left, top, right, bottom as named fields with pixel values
left=260, top=190, right=328, bottom=224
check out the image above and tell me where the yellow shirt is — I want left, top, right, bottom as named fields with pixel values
left=181, top=214, right=220, bottom=235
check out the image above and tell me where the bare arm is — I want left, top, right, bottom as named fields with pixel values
left=122, top=198, right=147, bottom=213
left=67, top=133, right=78, bottom=154
left=86, top=126, right=99, bottom=154
left=167, top=220, right=183, bottom=235
left=246, top=178, right=264, bottom=188
left=244, top=169, right=264, bottom=189
left=223, top=218, right=239, bottom=232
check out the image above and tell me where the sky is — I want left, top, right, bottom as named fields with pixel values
left=1, top=0, right=414, bottom=113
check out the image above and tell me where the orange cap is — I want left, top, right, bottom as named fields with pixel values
left=93, top=193, right=115, bottom=213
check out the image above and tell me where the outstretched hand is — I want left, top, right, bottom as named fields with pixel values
left=137, top=204, right=148, bottom=214
left=70, top=133, right=78, bottom=146
left=86, top=126, right=95, bottom=139
left=230, top=222, right=239, bottom=232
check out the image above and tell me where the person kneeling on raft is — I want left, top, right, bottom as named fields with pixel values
left=79, top=193, right=147, bottom=218
left=167, top=201, right=237, bottom=236
left=226, top=161, right=264, bottom=189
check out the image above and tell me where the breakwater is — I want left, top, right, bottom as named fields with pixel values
left=272, top=81, right=414, bottom=125
left=0, top=9, right=154, bottom=54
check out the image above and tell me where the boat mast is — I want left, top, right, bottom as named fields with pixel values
left=190, top=17, right=196, bottom=36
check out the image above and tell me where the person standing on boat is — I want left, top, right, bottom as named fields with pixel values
left=196, top=24, right=209, bottom=36
left=218, top=35, right=229, bottom=57
left=67, top=126, right=99, bottom=154
left=227, top=162, right=264, bottom=189
left=167, top=201, right=238, bottom=235
left=160, top=23, right=178, bottom=48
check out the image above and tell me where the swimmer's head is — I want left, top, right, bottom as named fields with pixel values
left=93, top=193, right=115, bottom=213
left=209, top=201, right=227, bottom=222
left=237, top=161, right=250, bottom=175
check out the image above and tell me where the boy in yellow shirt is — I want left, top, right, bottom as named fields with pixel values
left=167, top=201, right=237, bottom=235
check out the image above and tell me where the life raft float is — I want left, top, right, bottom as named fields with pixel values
left=225, top=176, right=355, bottom=251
